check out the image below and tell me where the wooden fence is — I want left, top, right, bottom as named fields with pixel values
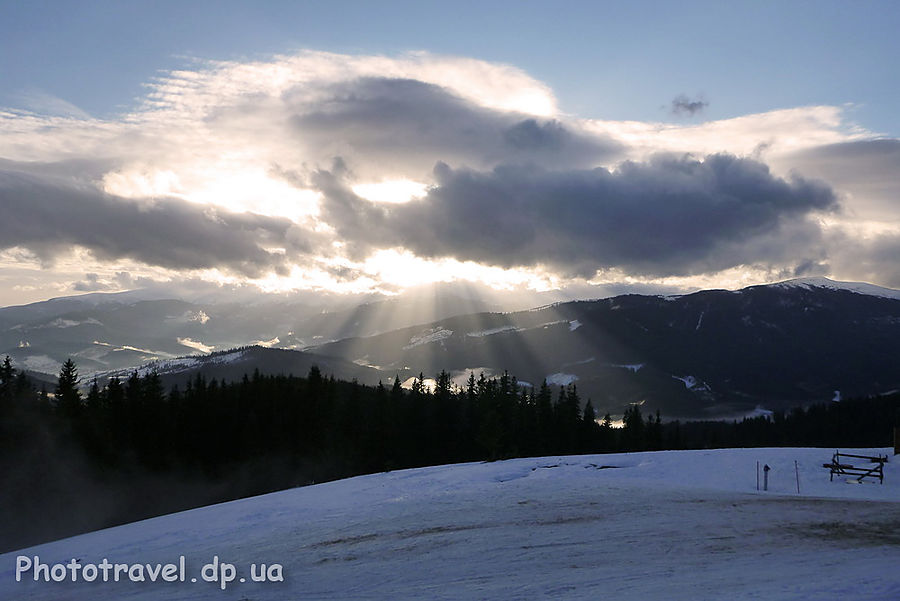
left=823, top=451, right=887, bottom=484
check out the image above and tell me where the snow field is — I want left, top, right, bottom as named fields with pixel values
left=2, top=447, right=899, bottom=600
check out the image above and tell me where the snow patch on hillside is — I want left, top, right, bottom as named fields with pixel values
left=105, top=350, right=249, bottom=379
left=177, top=337, right=214, bottom=354
left=401, top=376, right=436, bottom=392
left=773, top=277, right=900, bottom=300
left=353, top=356, right=386, bottom=371
left=450, top=368, right=496, bottom=387
left=466, top=325, right=521, bottom=337
left=536, top=319, right=568, bottom=328
left=562, top=357, right=595, bottom=368
left=41, top=317, right=102, bottom=329
left=744, top=405, right=774, bottom=419
left=569, top=319, right=582, bottom=331
left=546, top=372, right=578, bottom=386
left=21, top=354, right=60, bottom=374
left=613, top=363, right=644, bottom=373
left=141, top=357, right=202, bottom=375
left=672, top=375, right=711, bottom=392
left=92, top=340, right=171, bottom=357
left=403, top=327, right=453, bottom=349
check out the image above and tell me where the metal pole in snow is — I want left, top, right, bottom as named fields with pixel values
left=795, top=460, right=800, bottom=494
left=756, top=461, right=759, bottom=491
left=763, top=464, right=770, bottom=491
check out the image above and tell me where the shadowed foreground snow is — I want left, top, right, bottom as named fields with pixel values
left=2, top=448, right=899, bottom=600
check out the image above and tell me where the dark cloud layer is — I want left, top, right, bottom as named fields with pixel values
left=0, top=166, right=315, bottom=276
left=285, top=77, right=621, bottom=175
left=318, top=154, right=837, bottom=277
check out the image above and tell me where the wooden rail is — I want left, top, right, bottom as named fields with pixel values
left=823, top=451, right=887, bottom=484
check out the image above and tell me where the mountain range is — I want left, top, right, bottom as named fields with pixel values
left=0, top=285, right=498, bottom=375
left=3, top=277, right=898, bottom=420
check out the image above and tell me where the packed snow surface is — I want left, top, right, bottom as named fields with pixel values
left=3, top=448, right=900, bottom=600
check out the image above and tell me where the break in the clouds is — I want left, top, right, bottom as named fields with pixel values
left=1, top=50, right=898, bottom=302
left=670, top=94, right=708, bottom=117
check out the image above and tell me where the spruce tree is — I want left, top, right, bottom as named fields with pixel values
left=622, top=404, right=645, bottom=451
left=535, top=379, right=554, bottom=453
left=55, top=359, right=82, bottom=418
left=0, top=355, right=14, bottom=410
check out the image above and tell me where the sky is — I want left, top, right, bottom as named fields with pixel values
left=1, top=0, right=899, bottom=306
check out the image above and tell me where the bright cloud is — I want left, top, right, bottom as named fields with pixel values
left=586, top=105, right=870, bottom=162
left=352, top=180, right=429, bottom=204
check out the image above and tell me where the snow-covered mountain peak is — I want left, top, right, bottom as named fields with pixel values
left=769, top=276, right=900, bottom=300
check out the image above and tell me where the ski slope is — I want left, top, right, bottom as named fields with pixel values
left=2, top=448, right=899, bottom=600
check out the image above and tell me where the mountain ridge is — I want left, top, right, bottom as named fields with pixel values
left=5, top=278, right=898, bottom=420
left=307, top=278, right=900, bottom=419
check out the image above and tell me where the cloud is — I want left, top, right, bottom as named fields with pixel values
left=286, top=76, right=620, bottom=178
left=586, top=105, right=868, bottom=161
left=0, top=164, right=320, bottom=277
left=826, top=230, right=900, bottom=289
left=12, top=89, right=92, bottom=120
left=779, top=139, right=900, bottom=227
left=671, top=94, right=708, bottom=117
left=0, top=49, right=897, bottom=298
left=71, top=271, right=145, bottom=293
left=72, top=273, right=113, bottom=292
left=318, top=153, right=837, bottom=277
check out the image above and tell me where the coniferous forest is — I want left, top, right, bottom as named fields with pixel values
left=1, top=355, right=898, bottom=552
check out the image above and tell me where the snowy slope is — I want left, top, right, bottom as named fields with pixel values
left=3, top=448, right=899, bottom=600
left=771, top=276, right=900, bottom=300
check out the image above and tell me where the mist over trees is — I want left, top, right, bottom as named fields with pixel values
left=1, top=355, right=897, bottom=552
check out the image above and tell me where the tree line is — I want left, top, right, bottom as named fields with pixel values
left=1, top=355, right=897, bottom=552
